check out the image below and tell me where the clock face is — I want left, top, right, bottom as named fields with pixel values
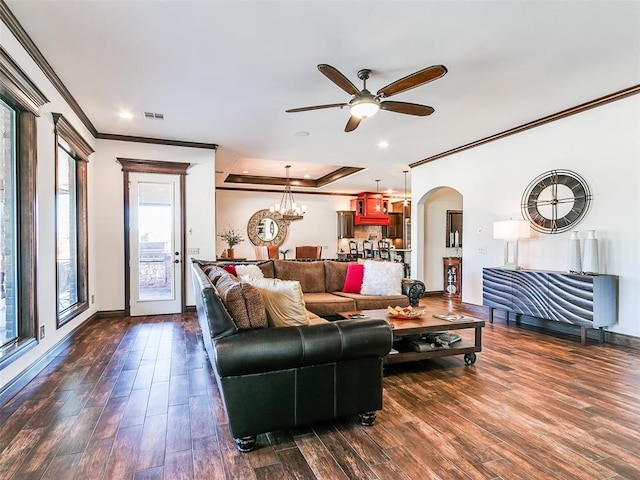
left=521, top=170, right=592, bottom=234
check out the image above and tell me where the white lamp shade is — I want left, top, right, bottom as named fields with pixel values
left=493, top=220, right=531, bottom=240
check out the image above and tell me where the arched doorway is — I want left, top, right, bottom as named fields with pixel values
left=416, top=186, right=463, bottom=295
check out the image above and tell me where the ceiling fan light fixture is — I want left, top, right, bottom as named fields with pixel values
left=349, top=97, right=379, bottom=119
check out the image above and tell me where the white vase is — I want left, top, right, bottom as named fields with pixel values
left=567, top=231, right=581, bottom=273
left=582, top=230, right=599, bottom=274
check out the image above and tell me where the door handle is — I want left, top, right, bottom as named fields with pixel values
left=174, top=259, right=180, bottom=264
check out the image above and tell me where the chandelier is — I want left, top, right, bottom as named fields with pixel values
left=270, top=165, right=306, bottom=223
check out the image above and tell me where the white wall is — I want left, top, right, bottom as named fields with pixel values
left=422, top=188, right=463, bottom=291
left=215, top=190, right=351, bottom=260
left=92, top=140, right=216, bottom=311
left=0, top=22, right=97, bottom=390
left=411, top=95, right=640, bottom=337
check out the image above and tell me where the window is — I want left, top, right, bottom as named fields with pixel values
left=0, top=100, right=18, bottom=347
left=53, top=114, right=92, bottom=326
left=0, top=46, right=47, bottom=367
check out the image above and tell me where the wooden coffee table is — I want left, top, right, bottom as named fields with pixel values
left=339, top=308, right=484, bottom=365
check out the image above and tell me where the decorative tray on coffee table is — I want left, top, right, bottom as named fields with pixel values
left=386, top=306, right=427, bottom=319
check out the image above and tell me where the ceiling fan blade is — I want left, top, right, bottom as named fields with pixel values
left=345, top=116, right=361, bottom=132
left=380, top=101, right=435, bottom=116
left=318, top=64, right=360, bottom=96
left=286, top=103, right=346, bottom=113
left=377, top=65, right=447, bottom=98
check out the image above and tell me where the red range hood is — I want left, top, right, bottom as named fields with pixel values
left=351, top=192, right=390, bottom=226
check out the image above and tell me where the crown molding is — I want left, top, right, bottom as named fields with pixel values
left=97, top=132, right=217, bottom=150
left=224, top=166, right=363, bottom=188
left=0, top=1, right=98, bottom=135
left=410, top=84, right=640, bottom=168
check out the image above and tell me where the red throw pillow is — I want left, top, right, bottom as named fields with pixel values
left=222, top=264, right=237, bottom=276
left=342, top=263, right=364, bottom=294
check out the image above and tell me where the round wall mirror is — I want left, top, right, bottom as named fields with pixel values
left=247, top=209, right=288, bottom=246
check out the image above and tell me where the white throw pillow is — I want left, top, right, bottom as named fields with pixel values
left=235, top=264, right=264, bottom=279
left=243, top=277, right=309, bottom=328
left=360, top=260, right=403, bottom=296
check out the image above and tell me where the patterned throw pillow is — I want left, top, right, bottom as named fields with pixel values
left=214, top=274, right=267, bottom=329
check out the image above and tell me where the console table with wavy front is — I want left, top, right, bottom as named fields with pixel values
left=482, top=268, right=618, bottom=345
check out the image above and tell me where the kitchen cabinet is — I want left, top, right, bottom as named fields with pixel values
left=383, top=213, right=404, bottom=238
left=350, top=193, right=389, bottom=226
left=336, top=211, right=355, bottom=238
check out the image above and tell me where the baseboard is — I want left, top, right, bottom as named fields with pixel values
left=604, top=331, right=640, bottom=350
left=0, top=311, right=100, bottom=407
left=460, top=302, right=488, bottom=318
left=96, top=309, right=127, bottom=318
left=424, top=290, right=444, bottom=297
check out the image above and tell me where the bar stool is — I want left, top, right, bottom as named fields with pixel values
left=362, top=240, right=374, bottom=259
left=378, top=240, right=391, bottom=261
left=347, top=240, right=359, bottom=260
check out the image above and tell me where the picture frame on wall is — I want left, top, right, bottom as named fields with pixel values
left=446, top=210, right=462, bottom=248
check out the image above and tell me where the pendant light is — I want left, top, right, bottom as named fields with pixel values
left=269, top=165, right=306, bottom=223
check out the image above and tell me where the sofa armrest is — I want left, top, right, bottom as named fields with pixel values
left=214, top=319, right=392, bottom=377
left=402, top=278, right=426, bottom=306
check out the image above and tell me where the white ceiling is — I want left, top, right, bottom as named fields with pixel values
left=6, top=1, right=640, bottom=194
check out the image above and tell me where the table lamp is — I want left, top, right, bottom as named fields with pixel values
left=493, top=220, right=531, bottom=269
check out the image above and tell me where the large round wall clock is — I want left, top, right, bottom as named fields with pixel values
left=521, top=169, right=592, bottom=234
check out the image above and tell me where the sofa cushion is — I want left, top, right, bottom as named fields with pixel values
left=207, top=266, right=232, bottom=285
left=257, top=260, right=275, bottom=278
left=334, top=292, right=410, bottom=311
left=235, top=264, right=264, bottom=279
left=360, top=260, right=403, bottom=296
left=244, top=277, right=310, bottom=328
left=342, top=263, right=364, bottom=293
left=324, top=260, right=349, bottom=293
left=214, top=274, right=268, bottom=330
left=273, top=260, right=325, bottom=293
left=302, top=292, right=356, bottom=317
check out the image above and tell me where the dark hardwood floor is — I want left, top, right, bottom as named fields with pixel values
left=1, top=297, right=640, bottom=479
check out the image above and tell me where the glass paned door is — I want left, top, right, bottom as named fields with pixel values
left=129, top=173, right=182, bottom=316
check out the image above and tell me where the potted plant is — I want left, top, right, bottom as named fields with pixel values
left=218, top=226, right=244, bottom=259
left=279, top=248, right=292, bottom=260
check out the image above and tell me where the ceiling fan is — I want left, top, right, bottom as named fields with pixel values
left=286, top=63, right=447, bottom=132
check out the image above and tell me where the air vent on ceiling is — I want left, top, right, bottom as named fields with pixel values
left=144, top=111, right=164, bottom=120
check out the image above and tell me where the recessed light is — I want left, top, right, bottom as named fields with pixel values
left=377, top=140, right=389, bottom=149
left=242, top=170, right=249, bottom=174
left=118, top=110, right=133, bottom=119
left=294, top=131, right=310, bottom=137
left=303, top=174, right=311, bottom=179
